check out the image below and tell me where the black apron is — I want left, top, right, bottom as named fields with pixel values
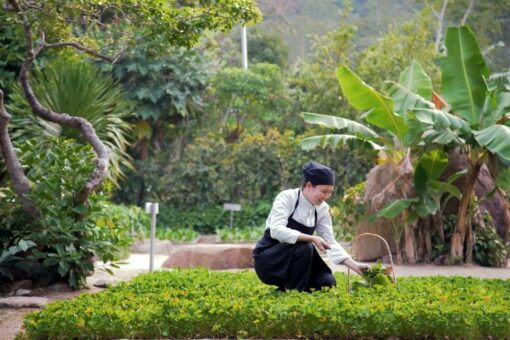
left=252, top=190, right=334, bottom=291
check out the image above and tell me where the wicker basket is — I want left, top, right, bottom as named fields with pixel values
left=347, top=232, right=397, bottom=294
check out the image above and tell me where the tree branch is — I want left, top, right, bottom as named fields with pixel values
left=14, top=3, right=110, bottom=206
left=0, top=89, right=40, bottom=220
left=461, top=0, right=475, bottom=25
left=45, top=42, right=118, bottom=63
left=434, top=0, right=448, bottom=52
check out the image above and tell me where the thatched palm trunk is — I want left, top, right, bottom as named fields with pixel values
left=451, top=162, right=482, bottom=260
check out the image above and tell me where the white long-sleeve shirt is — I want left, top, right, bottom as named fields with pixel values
left=265, top=188, right=352, bottom=265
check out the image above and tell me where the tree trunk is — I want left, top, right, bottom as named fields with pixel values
left=417, top=216, right=432, bottom=263
left=435, top=213, right=445, bottom=242
left=451, top=162, right=482, bottom=259
left=465, top=220, right=474, bottom=264
left=404, top=223, right=417, bottom=264
left=0, top=90, right=40, bottom=220
left=13, top=5, right=110, bottom=207
left=139, top=137, right=148, bottom=161
left=424, top=222, right=432, bottom=263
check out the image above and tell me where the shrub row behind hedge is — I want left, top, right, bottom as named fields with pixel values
left=19, top=269, right=510, bottom=339
left=157, top=201, right=271, bottom=234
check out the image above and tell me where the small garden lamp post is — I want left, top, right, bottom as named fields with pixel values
left=145, top=202, right=159, bottom=272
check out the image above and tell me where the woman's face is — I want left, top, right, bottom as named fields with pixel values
left=304, top=182, right=334, bottom=206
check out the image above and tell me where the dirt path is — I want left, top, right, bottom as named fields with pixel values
left=1, top=249, right=509, bottom=340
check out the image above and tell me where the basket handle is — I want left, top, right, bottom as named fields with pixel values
left=347, top=232, right=397, bottom=294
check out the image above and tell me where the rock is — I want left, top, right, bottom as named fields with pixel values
left=0, top=296, right=48, bottom=308
left=355, top=149, right=510, bottom=261
left=14, top=289, right=32, bottom=296
left=162, top=244, right=255, bottom=270
left=352, top=216, right=397, bottom=261
left=93, top=280, right=113, bottom=288
left=44, top=282, right=73, bottom=293
left=353, top=162, right=402, bottom=261
left=195, top=234, right=219, bottom=244
left=1, top=279, right=33, bottom=295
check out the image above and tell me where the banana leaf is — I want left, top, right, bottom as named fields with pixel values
left=302, top=112, right=379, bottom=139
left=383, top=60, right=432, bottom=116
left=474, top=124, right=510, bottom=162
left=336, top=65, right=408, bottom=142
left=441, top=26, right=489, bottom=127
left=368, top=198, right=418, bottom=223
left=301, top=134, right=382, bottom=151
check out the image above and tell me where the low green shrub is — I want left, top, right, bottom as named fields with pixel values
left=19, top=269, right=510, bottom=339
left=330, top=182, right=366, bottom=242
left=0, top=139, right=140, bottom=289
left=0, top=139, right=118, bottom=289
left=154, top=228, right=200, bottom=243
left=157, top=201, right=270, bottom=234
left=474, top=227, right=509, bottom=268
left=216, top=226, right=263, bottom=242
left=94, top=203, right=150, bottom=260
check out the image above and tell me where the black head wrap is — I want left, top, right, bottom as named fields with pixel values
left=302, top=162, right=335, bottom=186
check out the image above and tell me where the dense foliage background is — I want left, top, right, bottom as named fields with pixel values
left=1, top=0, right=510, bottom=289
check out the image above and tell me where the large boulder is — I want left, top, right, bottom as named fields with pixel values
left=162, top=244, right=255, bottom=270
left=352, top=215, right=398, bottom=261
left=352, top=161, right=402, bottom=261
left=354, top=149, right=510, bottom=261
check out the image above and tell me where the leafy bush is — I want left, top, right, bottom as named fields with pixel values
left=157, top=201, right=270, bottom=234
left=216, top=227, right=262, bottom=242
left=119, top=129, right=371, bottom=209
left=93, top=203, right=150, bottom=260
left=352, top=263, right=394, bottom=291
left=19, top=268, right=510, bottom=339
left=154, top=228, right=200, bottom=243
left=474, top=227, right=509, bottom=268
left=330, top=182, right=366, bottom=242
left=0, top=139, right=123, bottom=289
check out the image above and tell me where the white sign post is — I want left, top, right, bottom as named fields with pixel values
left=223, top=203, right=241, bottom=229
left=144, top=202, right=159, bottom=272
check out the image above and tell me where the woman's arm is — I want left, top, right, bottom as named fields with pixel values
left=315, top=205, right=371, bottom=275
left=342, top=258, right=370, bottom=276
left=297, top=234, right=331, bottom=251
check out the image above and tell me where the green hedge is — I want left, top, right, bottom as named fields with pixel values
left=19, top=269, right=510, bottom=339
left=157, top=201, right=271, bottom=234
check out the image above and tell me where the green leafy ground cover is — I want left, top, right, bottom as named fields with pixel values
left=19, top=269, right=510, bottom=339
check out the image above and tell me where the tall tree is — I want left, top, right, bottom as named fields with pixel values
left=0, top=0, right=261, bottom=218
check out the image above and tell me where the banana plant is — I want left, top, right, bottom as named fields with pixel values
left=438, top=26, right=510, bottom=260
left=303, top=25, right=510, bottom=263
left=302, top=60, right=464, bottom=263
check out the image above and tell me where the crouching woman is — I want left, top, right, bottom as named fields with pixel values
left=253, top=162, right=369, bottom=292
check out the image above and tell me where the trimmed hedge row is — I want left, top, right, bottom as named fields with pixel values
left=19, top=269, right=510, bottom=339
left=157, top=201, right=271, bottom=234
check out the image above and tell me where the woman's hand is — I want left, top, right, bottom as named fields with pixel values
left=311, top=236, right=331, bottom=251
left=357, top=262, right=371, bottom=274
left=342, top=259, right=371, bottom=276
left=297, top=234, right=331, bottom=251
